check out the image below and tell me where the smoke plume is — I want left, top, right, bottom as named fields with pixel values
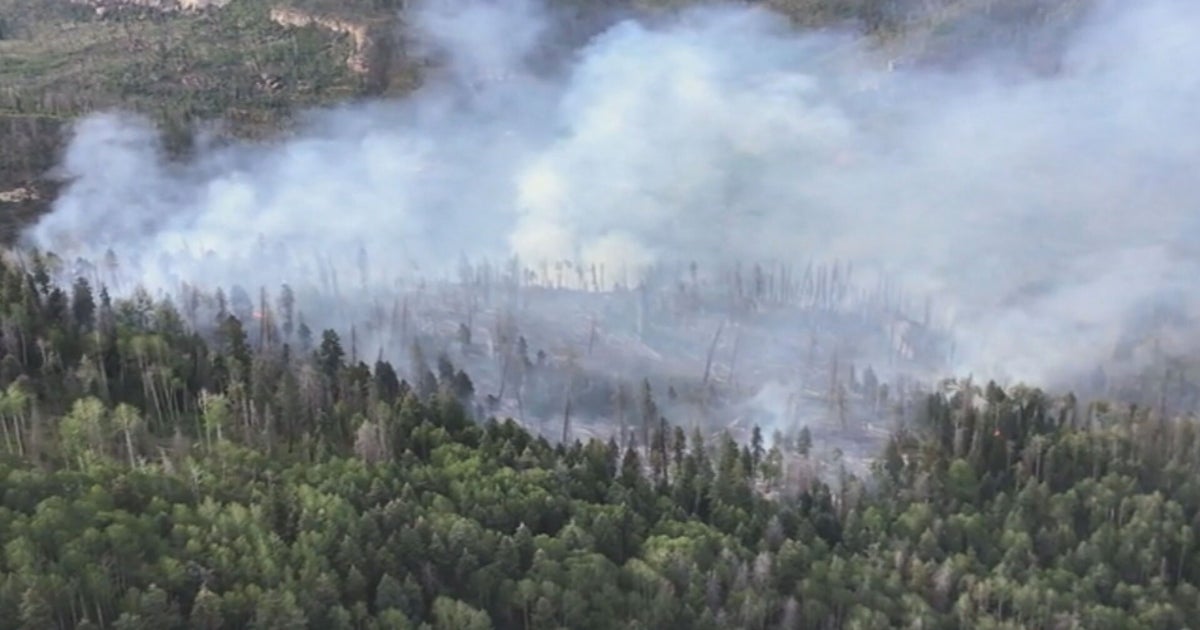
left=22, top=0, right=1200, bottom=387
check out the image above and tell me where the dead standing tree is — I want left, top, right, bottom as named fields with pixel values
left=561, top=349, right=579, bottom=443
left=701, top=320, right=726, bottom=389
left=493, top=312, right=519, bottom=401
left=612, top=381, right=629, bottom=449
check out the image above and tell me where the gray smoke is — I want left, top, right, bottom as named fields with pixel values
left=22, top=0, right=1200, bottom=387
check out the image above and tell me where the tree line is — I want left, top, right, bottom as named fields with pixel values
left=0, top=251, right=1196, bottom=628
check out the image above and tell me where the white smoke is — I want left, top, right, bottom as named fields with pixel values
left=23, top=0, right=1200, bottom=387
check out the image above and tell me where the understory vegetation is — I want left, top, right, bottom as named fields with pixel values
left=0, top=253, right=1195, bottom=629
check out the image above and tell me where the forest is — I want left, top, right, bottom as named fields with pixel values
left=4, top=0, right=1196, bottom=628
left=0, top=250, right=1196, bottom=629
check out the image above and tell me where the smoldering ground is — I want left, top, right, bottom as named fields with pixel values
left=19, top=0, right=1200, bottom=397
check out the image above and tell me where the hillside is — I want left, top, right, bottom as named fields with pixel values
left=0, top=0, right=422, bottom=239
left=0, top=0, right=1092, bottom=240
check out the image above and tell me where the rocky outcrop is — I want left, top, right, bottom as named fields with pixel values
left=71, top=0, right=232, bottom=16
left=269, top=6, right=394, bottom=85
left=177, top=0, right=230, bottom=8
left=0, top=187, right=38, bottom=204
